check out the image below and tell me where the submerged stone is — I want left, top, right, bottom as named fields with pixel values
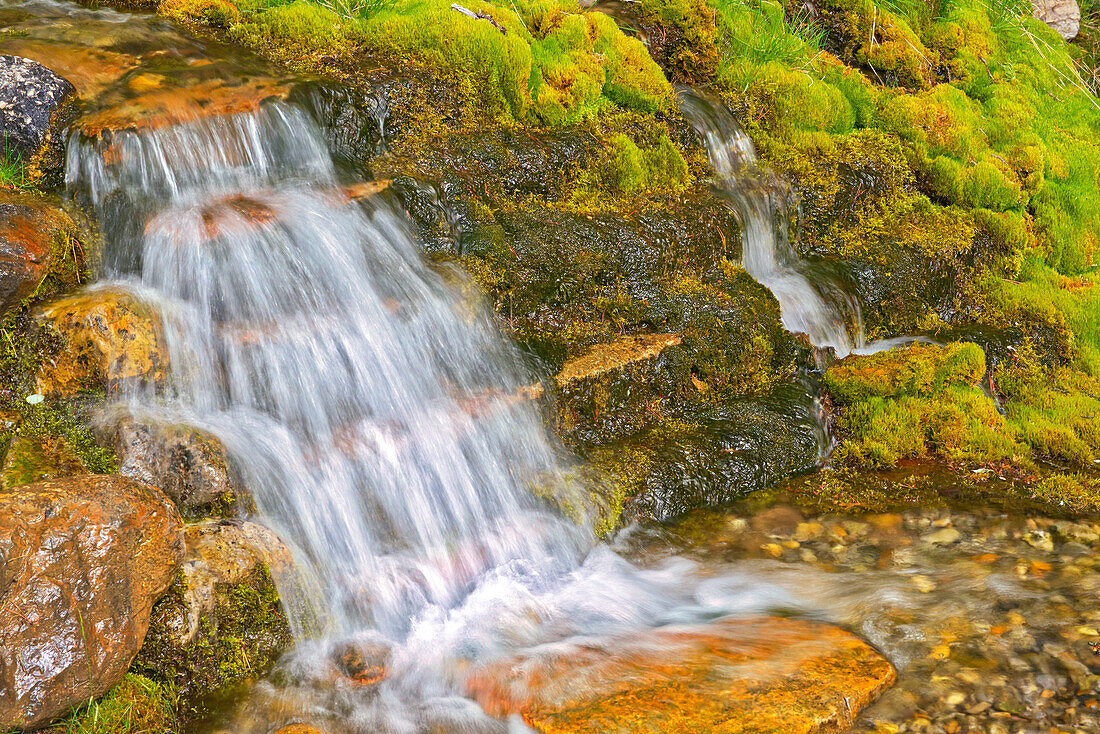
left=466, top=616, right=896, bottom=733
left=0, top=475, right=184, bottom=731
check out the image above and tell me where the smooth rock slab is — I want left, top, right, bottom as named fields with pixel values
left=467, top=616, right=896, bottom=733
left=0, top=475, right=184, bottom=731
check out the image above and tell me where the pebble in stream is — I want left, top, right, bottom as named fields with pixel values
left=620, top=505, right=1100, bottom=734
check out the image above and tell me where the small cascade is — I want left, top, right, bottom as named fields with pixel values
left=679, top=90, right=862, bottom=358
left=68, top=103, right=812, bottom=729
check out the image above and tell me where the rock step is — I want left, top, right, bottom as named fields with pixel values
left=466, top=616, right=897, bottom=734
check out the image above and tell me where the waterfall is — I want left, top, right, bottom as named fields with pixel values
left=678, top=91, right=862, bottom=358
left=67, top=102, right=802, bottom=729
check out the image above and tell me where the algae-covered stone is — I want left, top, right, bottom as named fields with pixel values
left=1, top=433, right=86, bottom=488
left=134, top=519, right=293, bottom=723
left=35, top=288, right=167, bottom=395
left=466, top=616, right=896, bottom=733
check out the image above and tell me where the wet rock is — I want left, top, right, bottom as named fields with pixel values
left=0, top=56, right=76, bottom=183
left=100, top=417, right=247, bottom=517
left=273, top=726, right=327, bottom=734
left=332, top=636, right=391, bottom=685
left=0, top=475, right=184, bottom=731
left=288, top=81, right=392, bottom=170
left=35, top=288, right=166, bottom=395
left=1, top=40, right=138, bottom=100
left=620, top=386, right=823, bottom=521
left=466, top=616, right=896, bottom=733
left=1033, top=0, right=1080, bottom=39
left=133, top=519, right=293, bottom=722
left=0, top=191, right=70, bottom=316
left=77, top=77, right=290, bottom=136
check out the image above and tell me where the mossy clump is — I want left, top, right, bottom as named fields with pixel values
left=187, top=0, right=673, bottom=124
left=1031, top=472, right=1100, bottom=514
left=567, top=131, right=692, bottom=210
left=133, top=565, right=291, bottom=726
left=42, top=674, right=179, bottom=734
left=826, top=342, right=1024, bottom=467
left=633, top=0, right=720, bottom=83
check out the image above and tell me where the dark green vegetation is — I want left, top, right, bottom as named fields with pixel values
left=133, top=565, right=291, bottom=727
left=39, top=674, right=179, bottom=734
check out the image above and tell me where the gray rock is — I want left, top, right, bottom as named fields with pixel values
left=100, top=417, right=248, bottom=517
left=922, top=526, right=961, bottom=545
left=0, top=56, right=76, bottom=179
left=1033, top=0, right=1080, bottom=39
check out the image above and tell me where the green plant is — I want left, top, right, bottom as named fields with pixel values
left=313, top=0, right=394, bottom=19
left=0, top=143, right=28, bottom=189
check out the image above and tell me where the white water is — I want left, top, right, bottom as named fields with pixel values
left=68, top=104, right=815, bottom=731
left=679, top=92, right=862, bottom=358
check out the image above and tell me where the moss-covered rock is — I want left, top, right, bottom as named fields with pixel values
left=825, top=342, right=1026, bottom=467
left=133, top=520, right=293, bottom=727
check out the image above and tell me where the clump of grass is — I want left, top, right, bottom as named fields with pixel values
left=45, top=674, right=179, bottom=734
left=0, top=145, right=29, bottom=190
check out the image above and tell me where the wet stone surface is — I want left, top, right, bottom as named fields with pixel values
left=623, top=502, right=1100, bottom=734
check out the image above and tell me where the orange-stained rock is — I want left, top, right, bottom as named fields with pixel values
left=35, top=288, right=167, bottom=395
left=0, top=475, right=184, bottom=731
left=78, top=77, right=290, bottom=136
left=0, top=40, right=138, bottom=98
left=273, top=725, right=327, bottom=734
left=0, top=191, right=68, bottom=315
left=466, top=616, right=897, bottom=734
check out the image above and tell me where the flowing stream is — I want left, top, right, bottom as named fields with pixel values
left=67, top=103, right=818, bottom=731
left=678, top=91, right=863, bottom=358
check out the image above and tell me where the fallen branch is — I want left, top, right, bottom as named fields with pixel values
left=451, top=3, right=507, bottom=34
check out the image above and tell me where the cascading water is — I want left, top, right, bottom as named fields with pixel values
left=678, top=91, right=862, bottom=358
left=67, top=103, right=809, bottom=730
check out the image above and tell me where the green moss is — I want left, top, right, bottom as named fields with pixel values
left=826, top=342, right=1024, bottom=467
left=217, top=0, right=672, bottom=123
left=43, top=674, right=179, bottom=734
left=1031, top=472, right=1100, bottom=513
left=633, top=0, right=720, bottom=83
left=567, top=131, right=691, bottom=209
left=133, top=564, right=291, bottom=726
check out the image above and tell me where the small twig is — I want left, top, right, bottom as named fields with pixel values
left=451, top=3, right=507, bottom=34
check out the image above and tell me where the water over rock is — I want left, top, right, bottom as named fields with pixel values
left=133, top=519, right=293, bottom=721
left=1, top=434, right=86, bottom=488
left=0, top=191, right=69, bottom=316
left=0, top=56, right=76, bottom=184
left=35, top=288, right=167, bottom=396
left=0, top=475, right=184, bottom=731
left=100, top=417, right=247, bottom=517
left=466, top=616, right=896, bottom=733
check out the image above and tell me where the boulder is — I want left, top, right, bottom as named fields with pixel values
left=0, top=475, right=184, bottom=731
left=133, top=520, right=293, bottom=721
left=35, top=288, right=167, bottom=395
left=0, top=56, right=76, bottom=184
left=0, top=192, right=70, bottom=316
left=467, top=616, right=896, bottom=733
left=101, top=418, right=247, bottom=517
left=1033, top=0, right=1080, bottom=39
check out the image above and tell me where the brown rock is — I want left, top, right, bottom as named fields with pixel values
left=1033, top=0, right=1080, bottom=38
left=466, top=616, right=896, bottom=734
left=273, top=725, right=327, bottom=734
left=101, top=418, right=245, bottom=515
left=0, top=475, right=184, bottom=731
left=0, top=192, right=69, bottom=316
left=35, top=288, right=167, bottom=395
left=0, top=40, right=138, bottom=99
